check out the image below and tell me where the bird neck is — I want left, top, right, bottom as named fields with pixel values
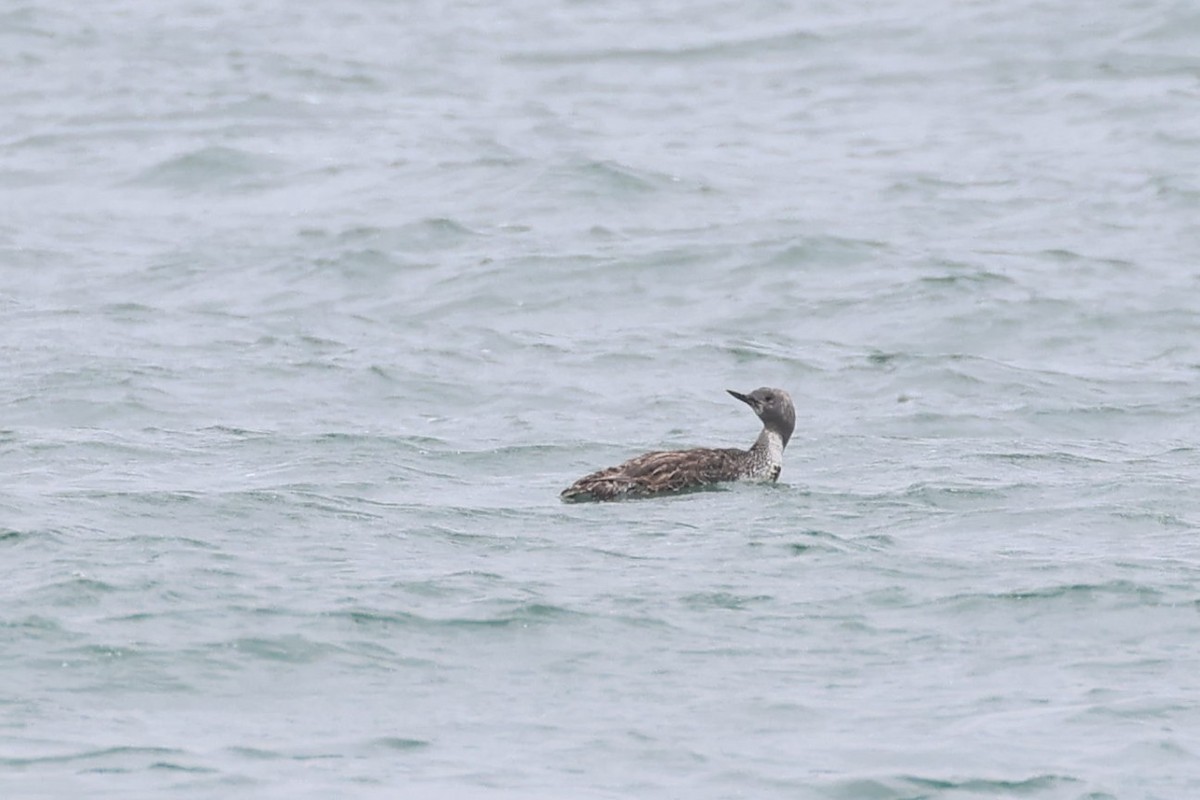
left=751, top=427, right=787, bottom=466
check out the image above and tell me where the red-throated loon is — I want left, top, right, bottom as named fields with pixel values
left=560, top=387, right=795, bottom=502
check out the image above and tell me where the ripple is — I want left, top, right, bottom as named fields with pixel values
left=129, top=146, right=289, bottom=191
left=509, top=29, right=821, bottom=64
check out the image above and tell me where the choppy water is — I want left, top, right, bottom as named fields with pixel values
left=4, top=1, right=1200, bottom=797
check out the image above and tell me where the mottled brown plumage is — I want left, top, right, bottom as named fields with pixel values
left=561, top=447, right=752, bottom=501
left=561, top=387, right=795, bottom=502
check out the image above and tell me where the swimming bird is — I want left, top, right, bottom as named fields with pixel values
left=560, top=387, right=795, bottom=502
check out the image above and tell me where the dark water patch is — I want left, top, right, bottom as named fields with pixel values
left=24, top=432, right=173, bottom=460
left=509, top=29, right=821, bottom=65
left=575, top=159, right=663, bottom=193
left=129, top=146, right=288, bottom=191
left=851, top=534, right=898, bottom=551
left=60, top=489, right=204, bottom=509
left=819, top=777, right=904, bottom=799
left=326, top=609, right=419, bottom=629
left=225, top=604, right=310, bottom=620
left=378, top=217, right=479, bottom=253
left=196, top=424, right=275, bottom=439
left=780, top=537, right=845, bottom=556
left=265, top=490, right=383, bottom=522
left=575, top=349, right=661, bottom=368
left=326, top=602, right=583, bottom=631
left=228, top=737, right=429, bottom=764
left=287, top=752, right=343, bottom=762
left=1032, top=398, right=1199, bottom=418
left=200, top=91, right=324, bottom=122
left=691, top=338, right=824, bottom=368
left=978, top=449, right=1110, bottom=466
left=197, top=487, right=377, bottom=520
left=33, top=575, right=119, bottom=605
left=332, top=641, right=424, bottom=672
left=453, top=443, right=576, bottom=463
left=1004, top=582, right=1164, bottom=603
left=919, top=268, right=1017, bottom=289
left=504, top=329, right=577, bottom=352
left=682, top=592, right=773, bottom=610
left=278, top=61, right=385, bottom=92
left=0, top=614, right=74, bottom=640
left=364, top=736, right=430, bottom=752
left=102, top=611, right=182, bottom=625
left=1074, top=700, right=1188, bottom=724
left=295, top=333, right=346, bottom=350
left=570, top=544, right=664, bottom=561
left=940, top=580, right=1166, bottom=610
left=1109, top=508, right=1194, bottom=529
left=57, top=642, right=195, bottom=690
left=100, top=301, right=158, bottom=318
left=117, top=532, right=221, bottom=551
left=226, top=635, right=340, bottom=664
left=1113, top=737, right=1195, bottom=760
left=244, top=431, right=451, bottom=454
left=226, top=745, right=284, bottom=761
left=147, top=760, right=218, bottom=773
left=900, top=482, right=1004, bottom=509
left=847, top=586, right=914, bottom=609
left=902, top=772, right=1082, bottom=795
left=0, top=745, right=186, bottom=768
left=821, top=773, right=1082, bottom=799
left=0, top=6, right=43, bottom=35
left=527, top=158, right=674, bottom=199
left=762, top=234, right=888, bottom=269
left=1039, top=248, right=1136, bottom=270
left=742, top=527, right=846, bottom=555
left=866, top=349, right=905, bottom=367
left=470, top=602, right=583, bottom=627
left=300, top=247, right=422, bottom=283
left=387, top=572, right=509, bottom=599
left=400, top=525, right=506, bottom=548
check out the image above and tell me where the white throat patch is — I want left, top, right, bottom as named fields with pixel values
left=763, top=429, right=785, bottom=469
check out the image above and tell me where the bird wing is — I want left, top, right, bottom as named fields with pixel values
left=561, top=447, right=745, bottom=501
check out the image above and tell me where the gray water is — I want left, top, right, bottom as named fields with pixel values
left=4, top=1, right=1200, bottom=798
